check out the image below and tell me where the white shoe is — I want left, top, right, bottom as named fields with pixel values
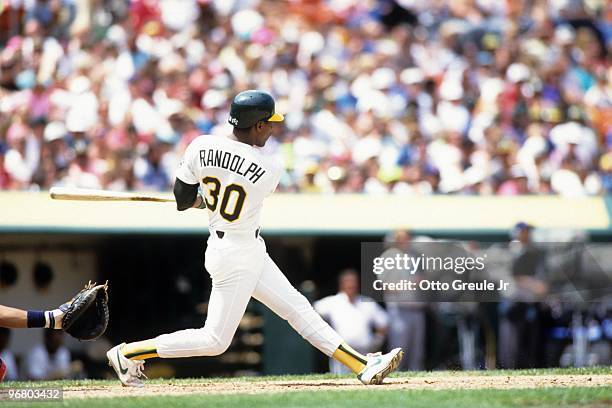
left=107, top=343, right=147, bottom=387
left=357, top=348, right=404, bottom=385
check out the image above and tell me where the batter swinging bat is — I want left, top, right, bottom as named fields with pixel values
left=49, top=187, right=175, bottom=203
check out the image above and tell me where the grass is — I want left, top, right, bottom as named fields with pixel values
left=1, top=386, right=611, bottom=408
left=1, top=387, right=610, bottom=408
left=0, top=368, right=610, bottom=408
left=1, top=366, right=610, bottom=388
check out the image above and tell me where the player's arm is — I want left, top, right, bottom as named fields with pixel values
left=174, top=141, right=206, bottom=210
left=173, top=178, right=205, bottom=211
left=0, top=304, right=62, bottom=329
left=0, top=305, right=28, bottom=328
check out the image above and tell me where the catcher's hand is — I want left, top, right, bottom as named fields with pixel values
left=60, top=281, right=109, bottom=341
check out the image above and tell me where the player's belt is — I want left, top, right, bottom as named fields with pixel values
left=214, top=228, right=260, bottom=239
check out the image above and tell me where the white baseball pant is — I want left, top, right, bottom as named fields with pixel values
left=155, top=231, right=343, bottom=357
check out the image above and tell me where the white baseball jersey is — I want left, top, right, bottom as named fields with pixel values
left=176, top=135, right=281, bottom=232
left=157, top=135, right=344, bottom=362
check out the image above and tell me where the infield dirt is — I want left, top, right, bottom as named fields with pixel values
left=63, top=373, right=611, bottom=399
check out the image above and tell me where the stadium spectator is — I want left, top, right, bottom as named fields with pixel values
left=382, top=229, right=427, bottom=371
left=0, top=1, right=608, bottom=195
left=314, top=269, right=388, bottom=374
left=24, top=329, right=71, bottom=380
left=498, top=222, right=549, bottom=369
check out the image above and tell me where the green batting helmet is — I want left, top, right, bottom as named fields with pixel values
left=228, top=90, right=284, bottom=129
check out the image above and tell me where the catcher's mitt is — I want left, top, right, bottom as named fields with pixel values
left=60, top=281, right=109, bottom=341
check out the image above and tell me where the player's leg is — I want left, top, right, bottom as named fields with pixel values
left=405, top=310, right=425, bottom=371
left=249, top=256, right=367, bottom=372
left=123, top=244, right=264, bottom=358
left=387, top=305, right=411, bottom=370
left=108, top=242, right=266, bottom=386
left=251, top=253, right=403, bottom=383
left=120, top=276, right=258, bottom=360
left=153, top=259, right=262, bottom=358
left=251, top=253, right=344, bottom=354
left=0, top=305, right=64, bottom=329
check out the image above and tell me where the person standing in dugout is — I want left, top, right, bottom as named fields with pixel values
left=106, top=90, right=403, bottom=386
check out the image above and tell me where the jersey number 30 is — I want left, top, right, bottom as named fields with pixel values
left=201, top=176, right=246, bottom=222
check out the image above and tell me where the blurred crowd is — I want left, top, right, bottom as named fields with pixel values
left=1, top=328, right=84, bottom=381
left=0, top=0, right=610, bottom=195
left=317, top=227, right=612, bottom=372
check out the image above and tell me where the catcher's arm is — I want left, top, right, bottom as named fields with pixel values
left=0, top=304, right=64, bottom=330
left=0, top=305, right=28, bottom=328
left=0, top=305, right=67, bottom=330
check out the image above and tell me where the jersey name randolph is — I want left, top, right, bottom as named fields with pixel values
left=176, top=135, right=280, bottom=231
left=198, top=148, right=266, bottom=184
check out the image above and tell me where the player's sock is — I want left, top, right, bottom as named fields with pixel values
left=332, top=343, right=368, bottom=374
left=122, top=339, right=159, bottom=360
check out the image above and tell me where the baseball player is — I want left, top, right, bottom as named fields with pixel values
left=107, top=90, right=403, bottom=387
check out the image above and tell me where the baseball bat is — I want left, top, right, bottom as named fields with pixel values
left=49, top=187, right=175, bottom=202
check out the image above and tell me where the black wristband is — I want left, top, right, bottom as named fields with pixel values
left=27, top=310, right=46, bottom=328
